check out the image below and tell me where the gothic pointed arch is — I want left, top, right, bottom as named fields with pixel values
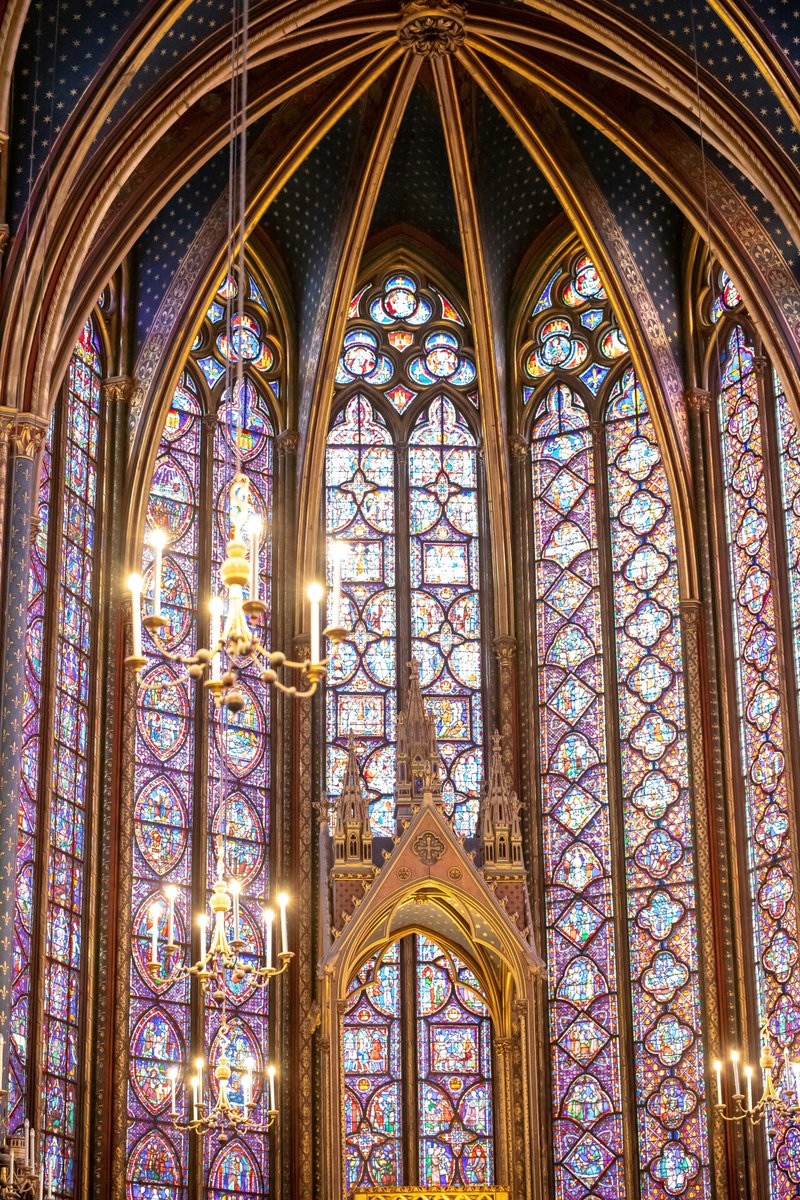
left=323, top=261, right=490, bottom=840
left=121, top=255, right=285, bottom=1199
left=512, top=239, right=714, bottom=1200
left=690, top=257, right=800, bottom=1199
left=320, top=778, right=543, bottom=1200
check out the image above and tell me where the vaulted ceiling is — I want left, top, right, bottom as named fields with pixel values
left=1, top=0, right=799, bottom=451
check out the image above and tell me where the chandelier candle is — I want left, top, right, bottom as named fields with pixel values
left=263, top=907, right=273, bottom=970
left=149, top=528, right=167, bottom=618
left=308, top=582, right=323, bottom=664
left=127, top=573, right=144, bottom=663
left=247, top=515, right=262, bottom=604
left=278, top=893, right=288, bottom=955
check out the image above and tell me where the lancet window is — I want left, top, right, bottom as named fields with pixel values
left=343, top=936, right=494, bottom=1191
left=14, top=316, right=104, bottom=1198
left=700, top=268, right=800, bottom=1200
left=325, top=269, right=485, bottom=838
left=523, top=250, right=710, bottom=1200
left=125, top=268, right=281, bottom=1200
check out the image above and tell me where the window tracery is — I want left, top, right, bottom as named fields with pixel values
left=342, top=936, right=495, bottom=1191
left=325, top=269, right=485, bottom=838
left=125, top=268, right=280, bottom=1200
left=701, top=268, right=800, bottom=1200
left=14, top=317, right=104, bottom=1197
left=524, top=250, right=710, bottom=1200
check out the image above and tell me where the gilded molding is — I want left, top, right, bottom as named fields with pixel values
left=398, top=0, right=466, bottom=57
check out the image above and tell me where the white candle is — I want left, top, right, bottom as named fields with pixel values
left=23, top=1119, right=29, bottom=1168
left=242, top=1072, right=252, bottom=1110
left=713, top=1059, right=723, bottom=1106
left=230, top=880, right=241, bottom=944
left=785, top=1048, right=792, bottom=1092
left=209, top=597, right=224, bottom=681
left=149, top=903, right=161, bottom=966
left=128, top=574, right=143, bottom=659
left=745, top=1065, right=754, bottom=1111
left=29, top=1129, right=35, bottom=1172
left=197, top=914, right=208, bottom=963
left=263, top=908, right=273, bottom=971
left=330, top=541, right=345, bottom=629
left=195, top=1059, right=204, bottom=1111
left=792, top=1062, right=800, bottom=1107
left=268, top=1065, right=276, bottom=1112
left=191, top=1075, right=199, bottom=1122
left=168, top=1065, right=178, bottom=1116
left=38, top=1163, right=43, bottom=1200
left=248, top=516, right=262, bottom=602
left=150, top=528, right=167, bottom=618
left=9, top=1148, right=14, bottom=1184
left=731, top=1050, right=741, bottom=1096
left=308, top=583, right=323, bottom=663
left=164, top=886, right=177, bottom=947
left=277, top=893, right=288, bottom=955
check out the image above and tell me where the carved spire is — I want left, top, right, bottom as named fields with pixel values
left=333, top=737, right=372, bottom=867
left=331, top=738, right=376, bottom=925
left=396, top=659, right=442, bottom=828
left=481, top=730, right=523, bottom=872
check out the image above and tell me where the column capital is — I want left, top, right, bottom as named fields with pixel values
left=102, top=375, right=132, bottom=406
left=276, top=428, right=300, bottom=457
left=0, top=410, right=47, bottom=458
left=494, top=635, right=517, bottom=663
left=684, top=387, right=711, bottom=414
left=508, top=434, right=528, bottom=460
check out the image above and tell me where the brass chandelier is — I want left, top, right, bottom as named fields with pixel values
left=713, top=1026, right=800, bottom=1126
left=148, top=855, right=293, bottom=1138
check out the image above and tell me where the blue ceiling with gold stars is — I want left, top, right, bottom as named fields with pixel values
left=5, top=0, right=800, bottom=375
left=8, top=0, right=800, bottom=226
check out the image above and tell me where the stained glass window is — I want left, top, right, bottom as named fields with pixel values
left=716, top=322, right=800, bottom=1200
left=342, top=936, right=494, bottom=1188
left=343, top=944, right=403, bottom=1190
left=126, top=269, right=279, bottom=1199
left=42, top=319, right=103, bottom=1195
left=530, top=382, right=625, bottom=1200
left=14, top=316, right=105, bottom=1196
left=416, top=937, right=493, bottom=1187
left=525, top=250, right=710, bottom=1200
left=326, top=270, right=485, bottom=836
left=12, top=418, right=55, bottom=1136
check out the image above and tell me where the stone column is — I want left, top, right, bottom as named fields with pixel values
left=0, top=415, right=47, bottom=1071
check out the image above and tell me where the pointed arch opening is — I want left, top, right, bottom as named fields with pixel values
left=324, top=263, right=488, bottom=840
left=125, top=262, right=285, bottom=1199
left=520, top=245, right=711, bottom=1200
